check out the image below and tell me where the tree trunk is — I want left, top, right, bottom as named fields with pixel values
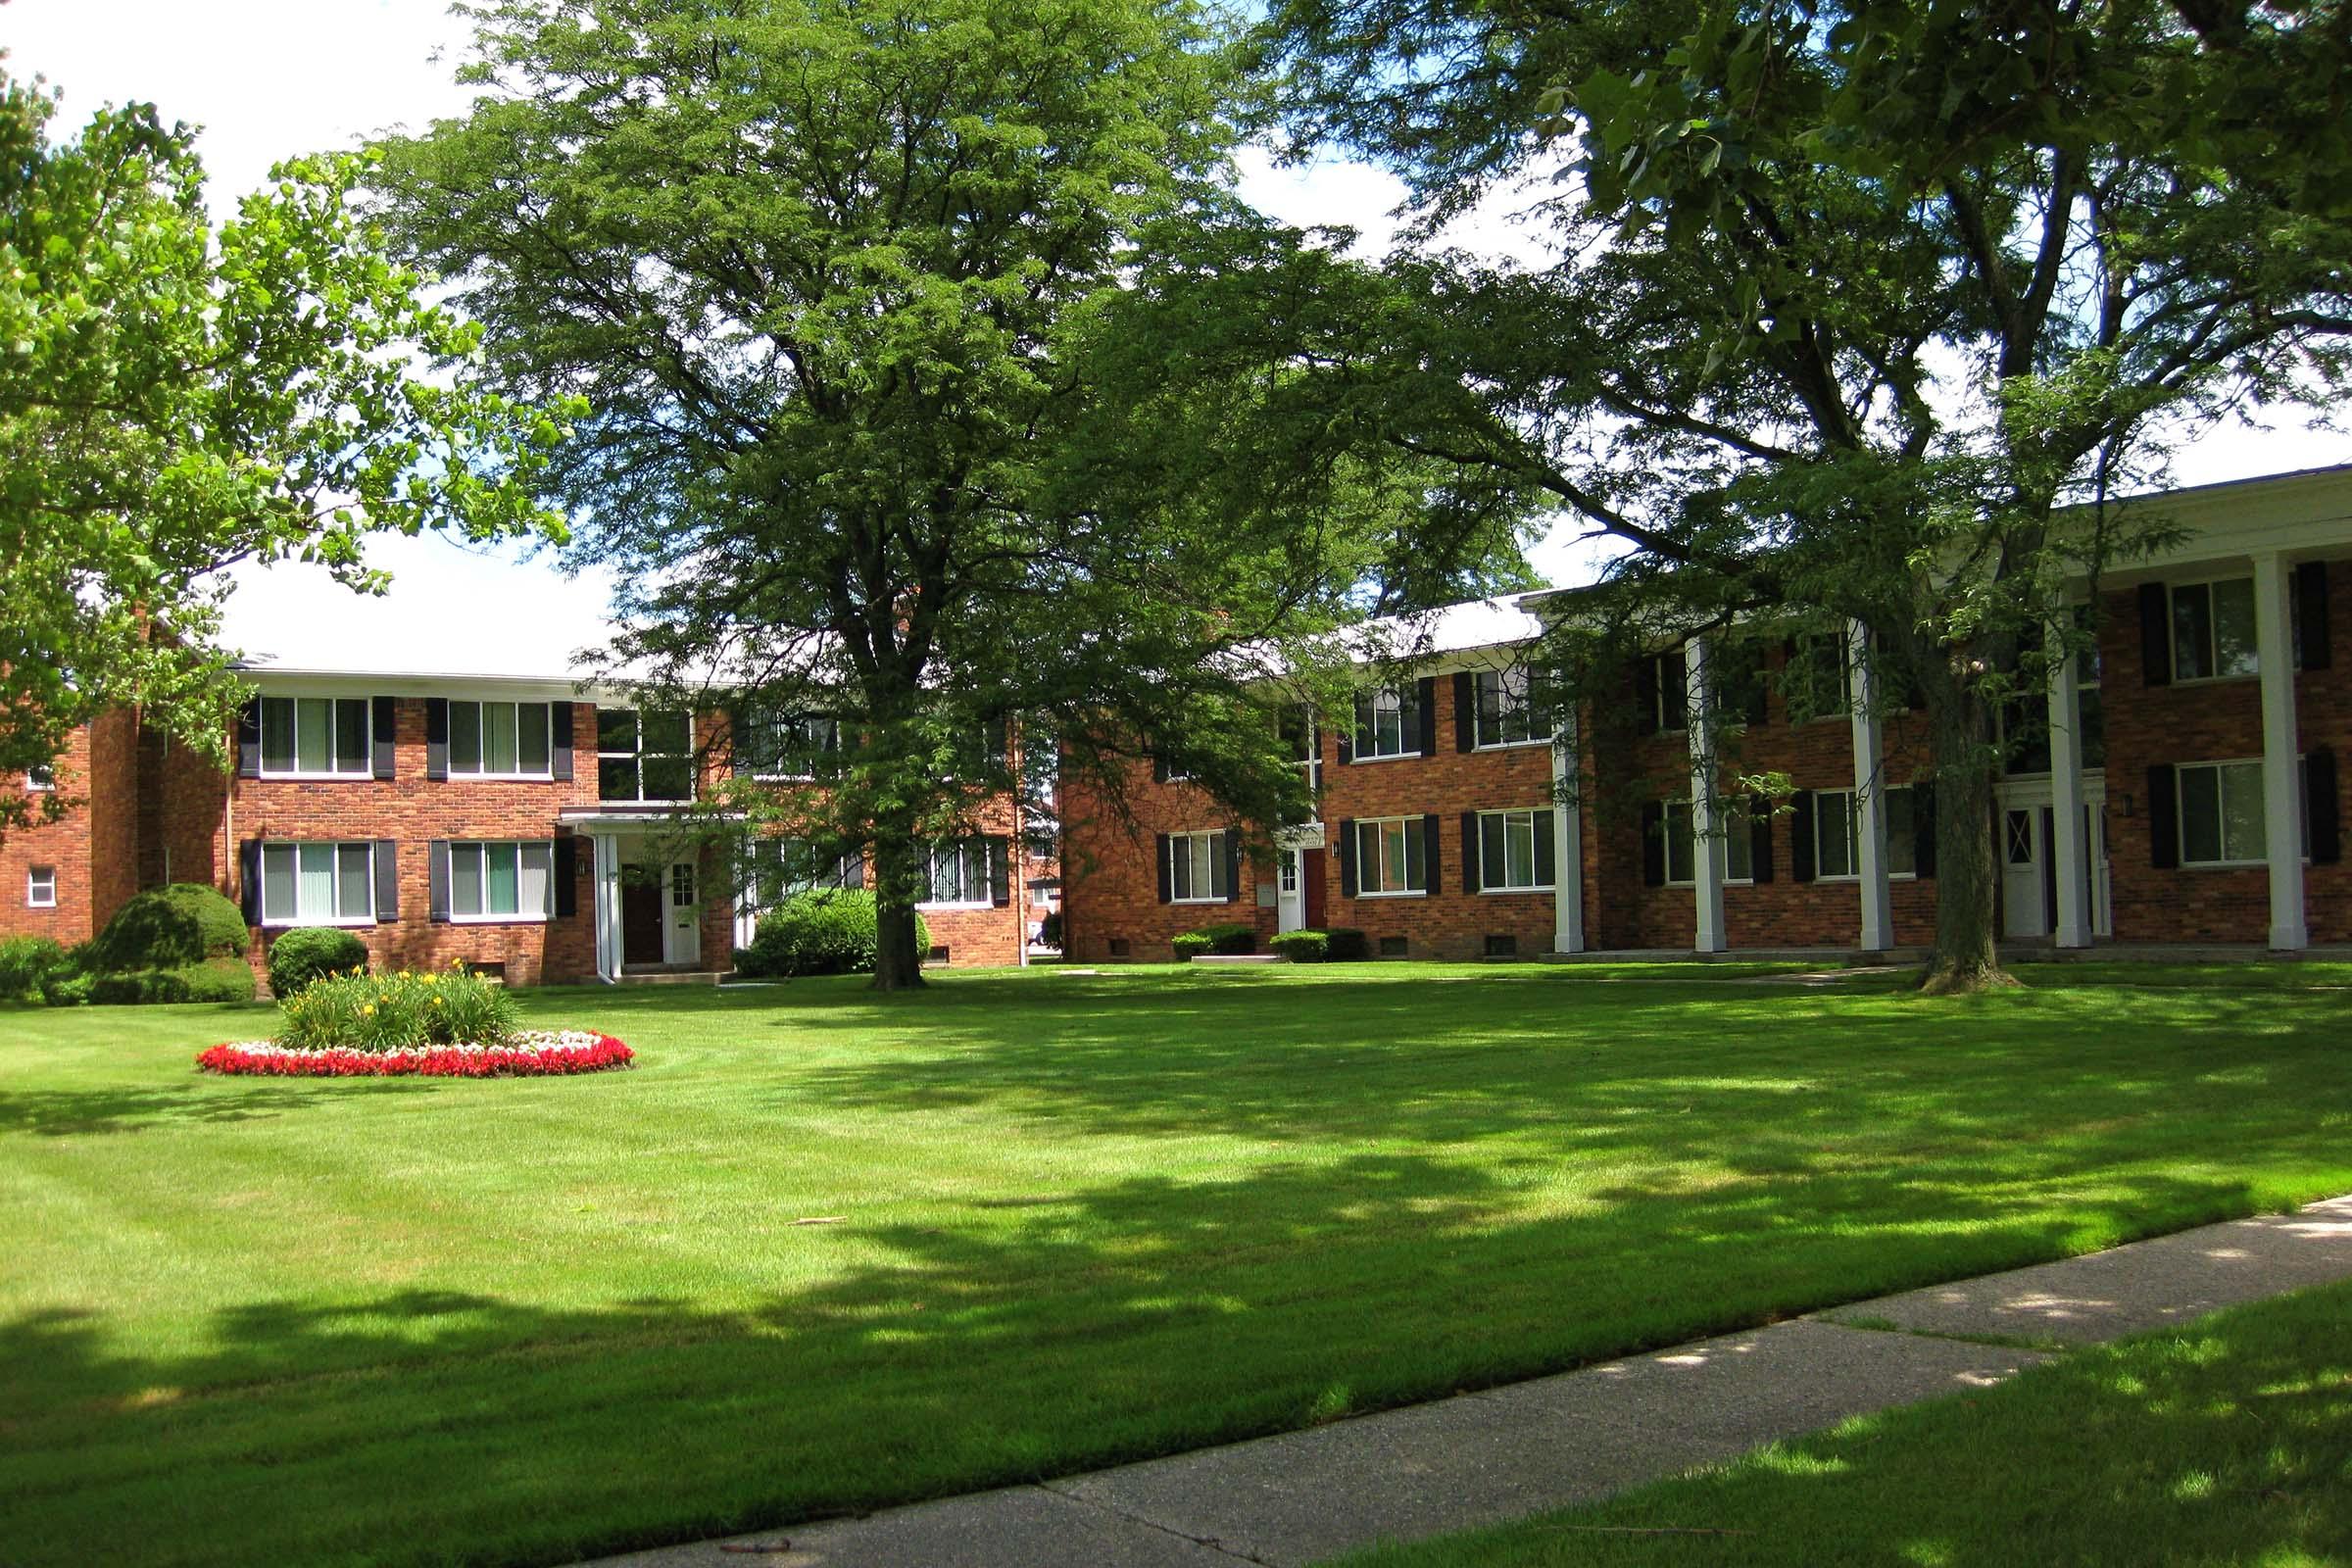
left=1920, top=692, right=2019, bottom=995
left=869, top=828, right=927, bottom=992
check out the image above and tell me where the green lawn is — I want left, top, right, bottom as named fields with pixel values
left=1337, top=1279, right=2352, bottom=1568
left=2, top=964, right=2349, bottom=1568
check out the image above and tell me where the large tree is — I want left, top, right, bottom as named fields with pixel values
left=376, top=0, right=1531, bottom=988
left=0, top=68, right=570, bottom=831
left=1254, top=0, right=2352, bottom=989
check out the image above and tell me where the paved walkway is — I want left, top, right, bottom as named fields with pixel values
left=582, top=1196, right=2352, bottom=1568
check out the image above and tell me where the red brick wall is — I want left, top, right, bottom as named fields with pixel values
left=0, top=725, right=103, bottom=947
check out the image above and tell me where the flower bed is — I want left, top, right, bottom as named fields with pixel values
left=198, top=1030, right=634, bottom=1078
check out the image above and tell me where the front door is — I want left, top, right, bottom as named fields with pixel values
left=1277, top=850, right=1306, bottom=933
left=1302, top=844, right=1327, bottom=929
left=1999, top=806, right=2050, bottom=939
left=620, top=876, right=666, bottom=965
left=662, top=861, right=701, bottom=966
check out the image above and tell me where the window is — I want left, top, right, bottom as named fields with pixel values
left=449, top=701, right=553, bottom=777
left=1355, top=815, right=1427, bottom=896
left=1278, top=855, right=1299, bottom=894
left=1811, top=790, right=1860, bottom=880
left=745, top=839, right=860, bottom=907
left=261, top=696, right=369, bottom=776
left=2179, top=760, right=2268, bottom=865
left=26, top=865, right=56, bottom=907
left=25, top=762, right=53, bottom=791
left=1642, top=647, right=1690, bottom=733
left=1353, top=687, right=1417, bottom=760
left=261, top=842, right=376, bottom=925
left=1886, top=786, right=1919, bottom=878
left=1280, top=709, right=1321, bottom=792
left=1710, top=641, right=1770, bottom=726
left=1478, top=808, right=1555, bottom=891
left=923, top=840, right=999, bottom=906
left=1660, top=799, right=1751, bottom=885
left=448, top=841, right=554, bottom=920
left=743, top=713, right=842, bottom=779
left=1786, top=636, right=1852, bottom=722
left=597, top=709, right=694, bottom=803
left=2171, top=578, right=2259, bottom=681
left=1166, top=830, right=1230, bottom=903
left=1474, top=668, right=1550, bottom=749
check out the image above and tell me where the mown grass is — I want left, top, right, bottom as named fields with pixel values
left=1338, top=1278, right=2352, bottom=1568
left=2, top=963, right=2348, bottom=1567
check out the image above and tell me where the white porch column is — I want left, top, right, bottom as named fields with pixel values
left=1552, top=714, right=1587, bottom=954
left=1688, top=637, right=1728, bottom=953
left=592, top=832, right=624, bottom=983
left=1847, top=619, right=1893, bottom=952
left=2253, top=552, right=2308, bottom=950
left=2047, top=630, right=2093, bottom=949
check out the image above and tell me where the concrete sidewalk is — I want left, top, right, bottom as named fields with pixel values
left=581, top=1195, right=2352, bottom=1568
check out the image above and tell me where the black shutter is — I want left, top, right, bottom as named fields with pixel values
left=2297, top=562, right=2331, bottom=670
left=1416, top=678, right=1439, bottom=757
left=2147, top=764, right=2180, bottom=869
left=1152, top=753, right=1170, bottom=784
left=1339, top=819, right=1358, bottom=897
left=1913, top=786, right=1938, bottom=878
left=1633, top=659, right=1658, bottom=736
left=1421, top=813, right=1442, bottom=888
left=1222, top=828, right=1242, bottom=904
left=1535, top=808, right=1556, bottom=888
left=553, top=835, right=578, bottom=918
left=1749, top=798, right=1775, bottom=884
left=371, top=697, right=397, bottom=780
left=372, top=840, right=398, bottom=921
left=551, top=703, right=574, bottom=781
left=424, top=699, right=450, bottom=780
left=1461, top=811, right=1482, bottom=894
left=989, top=837, right=1012, bottom=906
left=728, top=709, right=749, bottom=777
left=2138, top=583, right=2172, bottom=686
left=1746, top=661, right=1771, bottom=726
left=237, top=700, right=262, bottom=778
left=239, top=839, right=262, bottom=924
left=2307, top=747, right=2340, bottom=864
left=1641, top=802, right=1665, bottom=887
left=1154, top=833, right=1172, bottom=904
left=429, top=839, right=453, bottom=921
left=1790, top=791, right=1816, bottom=882
left=1454, top=672, right=1477, bottom=752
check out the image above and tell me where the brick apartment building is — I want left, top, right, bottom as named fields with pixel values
left=1060, top=465, right=2352, bottom=961
left=2, top=667, right=1031, bottom=984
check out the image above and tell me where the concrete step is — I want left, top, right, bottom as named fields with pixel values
left=1191, top=954, right=1288, bottom=965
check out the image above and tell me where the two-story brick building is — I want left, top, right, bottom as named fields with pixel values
left=1061, top=465, right=2352, bottom=960
left=2, top=662, right=1032, bottom=985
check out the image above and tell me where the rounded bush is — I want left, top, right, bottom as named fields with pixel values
left=1268, top=929, right=1328, bottom=963
left=87, top=958, right=257, bottom=1005
left=1321, top=928, right=1371, bottom=961
left=1170, top=931, right=1213, bottom=961
left=0, top=935, right=69, bottom=1001
left=740, top=889, right=930, bottom=977
left=268, top=927, right=369, bottom=998
left=83, top=883, right=249, bottom=972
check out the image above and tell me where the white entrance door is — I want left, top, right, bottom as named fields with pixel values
left=662, top=860, right=702, bottom=966
left=2000, top=806, right=2048, bottom=939
left=1277, top=849, right=1305, bottom=933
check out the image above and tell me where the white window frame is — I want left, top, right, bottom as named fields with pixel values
left=1355, top=814, right=1427, bottom=897
left=919, top=840, right=996, bottom=909
left=1477, top=807, right=1555, bottom=892
left=2169, top=576, right=2260, bottom=684
left=1789, top=638, right=1853, bottom=724
left=2177, top=758, right=2279, bottom=868
left=25, top=762, right=54, bottom=792
left=260, top=840, right=378, bottom=928
left=597, top=708, right=695, bottom=805
left=1167, top=829, right=1230, bottom=904
left=1646, top=648, right=1690, bottom=734
left=26, top=865, right=56, bottom=908
left=260, top=695, right=372, bottom=779
left=1353, top=688, right=1415, bottom=761
left=448, top=699, right=555, bottom=779
left=447, top=840, right=555, bottom=923
left=745, top=838, right=859, bottom=909
left=1809, top=789, right=1861, bottom=881
left=1474, top=668, right=1549, bottom=750
left=747, top=713, right=843, bottom=781
left=1660, top=799, right=1755, bottom=887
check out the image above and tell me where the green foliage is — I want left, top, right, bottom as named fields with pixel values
left=1200, top=922, right=1258, bottom=956
left=741, top=890, right=932, bottom=979
left=39, top=967, right=93, bottom=1007
left=1322, top=928, right=1371, bottom=961
left=86, top=958, right=256, bottom=1006
left=266, top=928, right=369, bottom=999
left=1037, top=908, right=1064, bottom=951
left=82, top=883, right=249, bottom=972
left=0, top=935, right=68, bottom=1001
left=275, top=968, right=518, bottom=1051
left=1269, top=929, right=1329, bottom=962
left=0, top=71, right=573, bottom=829
left=1170, top=931, right=1214, bottom=961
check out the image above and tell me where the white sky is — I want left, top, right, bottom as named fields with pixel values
left=9, top=0, right=2349, bottom=674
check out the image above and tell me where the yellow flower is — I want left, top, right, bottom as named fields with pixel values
left=362, top=1004, right=375, bottom=1016
left=431, top=997, right=443, bottom=1007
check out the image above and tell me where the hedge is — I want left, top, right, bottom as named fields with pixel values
left=82, top=883, right=249, bottom=971
left=0, top=936, right=69, bottom=1001
left=86, top=958, right=258, bottom=1006
left=737, top=888, right=931, bottom=978
left=1268, top=929, right=1328, bottom=962
left=267, top=927, right=369, bottom=999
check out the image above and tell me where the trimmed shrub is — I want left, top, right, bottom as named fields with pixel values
left=0, top=936, right=69, bottom=1002
left=739, top=889, right=930, bottom=978
left=1268, top=929, right=1328, bottom=963
left=1322, top=928, right=1371, bottom=961
left=1170, top=931, right=1213, bottom=961
left=267, top=927, right=369, bottom=999
left=83, top=883, right=249, bottom=972
left=87, top=958, right=257, bottom=1005
left=1200, top=922, right=1255, bottom=956
left=276, top=967, right=517, bottom=1051
left=42, top=969, right=94, bottom=1006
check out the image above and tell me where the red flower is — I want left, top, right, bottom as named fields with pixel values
left=196, top=1036, right=634, bottom=1078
